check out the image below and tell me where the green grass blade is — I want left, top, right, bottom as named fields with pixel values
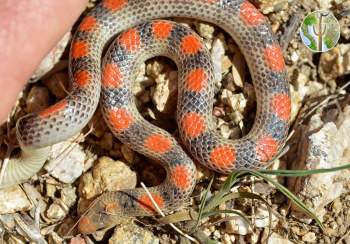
left=159, top=209, right=199, bottom=224
left=258, top=163, right=350, bottom=176
left=204, top=171, right=251, bottom=212
left=246, top=170, right=325, bottom=230
left=192, top=177, right=214, bottom=232
left=201, top=209, right=251, bottom=228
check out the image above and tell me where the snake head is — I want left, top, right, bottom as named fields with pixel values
left=78, top=208, right=118, bottom=234
left=78, top=214, right=100, bottom=234
left=78, top=195, right=122, bottom=234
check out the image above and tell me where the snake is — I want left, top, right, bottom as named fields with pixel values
left=0, top=0, right=291, bottom=234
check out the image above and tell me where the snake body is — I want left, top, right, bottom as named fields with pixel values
left=0, top=0, right=291, bottom=234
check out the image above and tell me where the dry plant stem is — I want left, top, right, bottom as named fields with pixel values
left=302, top=94, right=341, bottom=120
left=338, top=80, right=350, bottom=92
left=59, top=76, right=70, bottom=95
left=280, top=9, right=305, bottom=52
left=0, top=228, right=4, bottom=243
left=84, top=236, right=95, bottom=244
left=295, top=80, right=350, bottom=127
left=140, top=182, right=199, bottom=244
left=14, top=201, right=46, bottom=244
left=251, top=176, right=256, bottom=226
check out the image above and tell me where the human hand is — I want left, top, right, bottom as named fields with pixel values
left=0, top=0, right=88, bottom=122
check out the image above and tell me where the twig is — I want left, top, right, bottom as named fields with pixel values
left=140, top=182, right=199, bottom=243
left=280, top=8, right=305, bottom=52
left=57, top=126, right=93, bottom=160
left=294, top=79, right=350, bottom=127
left=14, top=202, right=47, bottom=244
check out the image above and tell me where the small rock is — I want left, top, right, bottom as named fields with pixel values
left=306, top=81, right=326, bottom=97
left=289, top=105, right=350, bottom=220
left=61, top=186, right=77, bottom=208
left=217, top=119, right=232, bottom=139
left=70, top=236, right=86, bottom=244
left=48, top=232, right=64, bottom=244
left=254, top=206, right=278, bottom=228
left=46, top=202, right=67, bottom=221
left=290, top=51, right=299, bottom=63
left=302, top=232, right=316, bottom=243
left=340, top=16, right=350, bottom=40
left=222, top=73, right=237, bottom=92
left=213, top=230, right=221, bottom=239
left=134, top=63, right=150, bottom=96
left=345, top=234, right=350, bottom=244
left=332, top=198, right=343, bottom=214
left=222, top=233, right=232, bottom=244
left=318, top=0, right=333, bottom=10
left=223, top=233, right=236, bottom=244
left=197, top=23, right=215, bottom=40
left=146, top=60, right=165, bottom=79
left=0, top=186, right=32, bottom=214
left=202, top=227, right=213, bottom=237
left=31, top=32, right=71, bottom=81
left=45, top=139, right=88, bottom=184
left=0, top=214, right=15, bottom=231
left=231, top=50, right=246, bottom=88
left=225, top=215, right=252, bottom=235
left=267, top=233, right=293, bottom=244
left=289, top=86, right=302, bottom=122
left=319, top=44, right=350, bottom=83
left=84, top=150, right=97, bottom=172
left=46, top=182, right=57, bottom=198
left=254, top=182, right=275, bottom=195
left=26, top=85, right=51, bottom=113
left=79, top=156, right=137, bottom=199
left=324, top=221, right=339, bottom=236
left=221, top=90, right=247, bottom=114
left=222, top=55, right=233, bottom=73
left=5, top=234, right=26, bottom=244
left=211, top=37, right=226, bottom=82
left=260, top=0, right=289, bottom=14
left=108, top=222, right=159, bottom=244
left=152, top=70, right=178, bottom=114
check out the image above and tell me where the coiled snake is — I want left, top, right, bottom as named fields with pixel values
left=0, top=0, right=291, bottom=233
